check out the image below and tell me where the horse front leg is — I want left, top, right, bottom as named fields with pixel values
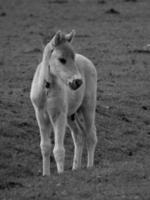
left=35, top=108, right=52, bottom=176
left=52, top=113, right=67, bottom=173
left=68, top=114, right=85, bottom=170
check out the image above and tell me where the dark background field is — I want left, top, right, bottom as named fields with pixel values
left=0, top=0, right=150, bottom=199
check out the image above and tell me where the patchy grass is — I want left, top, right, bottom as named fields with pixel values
left=0, top=0, right=150, bottom=199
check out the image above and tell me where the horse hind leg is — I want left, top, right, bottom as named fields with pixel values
left=82, top=106, right=97, bottom=168
left=68, top=113, right=85, bottom=170
left=86, top=124, right=97, bottom=168
left=35, top=108, right=52, bottom=176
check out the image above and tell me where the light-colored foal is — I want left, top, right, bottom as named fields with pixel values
left=30, top=30, right=97, bottom=176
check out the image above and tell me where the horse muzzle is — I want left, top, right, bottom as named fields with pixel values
left=68, top=78, right=83, bottom=90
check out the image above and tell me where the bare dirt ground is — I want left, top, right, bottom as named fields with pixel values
left=0, top=0, right=150, bottom=199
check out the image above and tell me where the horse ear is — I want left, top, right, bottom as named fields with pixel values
left=65, top=30, right=76, bottom=43
left=52, top=30, right=64, bottom=46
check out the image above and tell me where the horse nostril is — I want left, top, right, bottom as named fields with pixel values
left=69, top=79, right=83, bottom=90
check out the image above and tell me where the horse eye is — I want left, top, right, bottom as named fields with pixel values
left=59, top=58, right=66, bottom=64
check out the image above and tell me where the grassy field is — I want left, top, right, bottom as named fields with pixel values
left=0, top=0, right=150, bottom=199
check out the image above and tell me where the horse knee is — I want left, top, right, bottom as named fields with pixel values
left=86, top=131, right=97, bottom=149
left=53, top=146, right=65, bottom=163
left=40, top=139, right=51, bottom=157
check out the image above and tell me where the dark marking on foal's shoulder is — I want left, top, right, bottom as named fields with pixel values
left=46, top=82, right=50, bottom=89
left=44, top=80, right=51, bottom=89
left=70, top=113, right=76, bottom=121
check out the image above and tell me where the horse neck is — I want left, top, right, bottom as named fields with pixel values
left=40, top=43, right=53, bottom=83
left=40, top=43, right=66, bottom=89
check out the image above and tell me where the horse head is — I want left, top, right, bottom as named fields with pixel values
left=42, top=30, right=83, bottom=90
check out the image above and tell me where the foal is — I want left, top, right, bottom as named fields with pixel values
left=30, top=30, right=97, bottom=176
